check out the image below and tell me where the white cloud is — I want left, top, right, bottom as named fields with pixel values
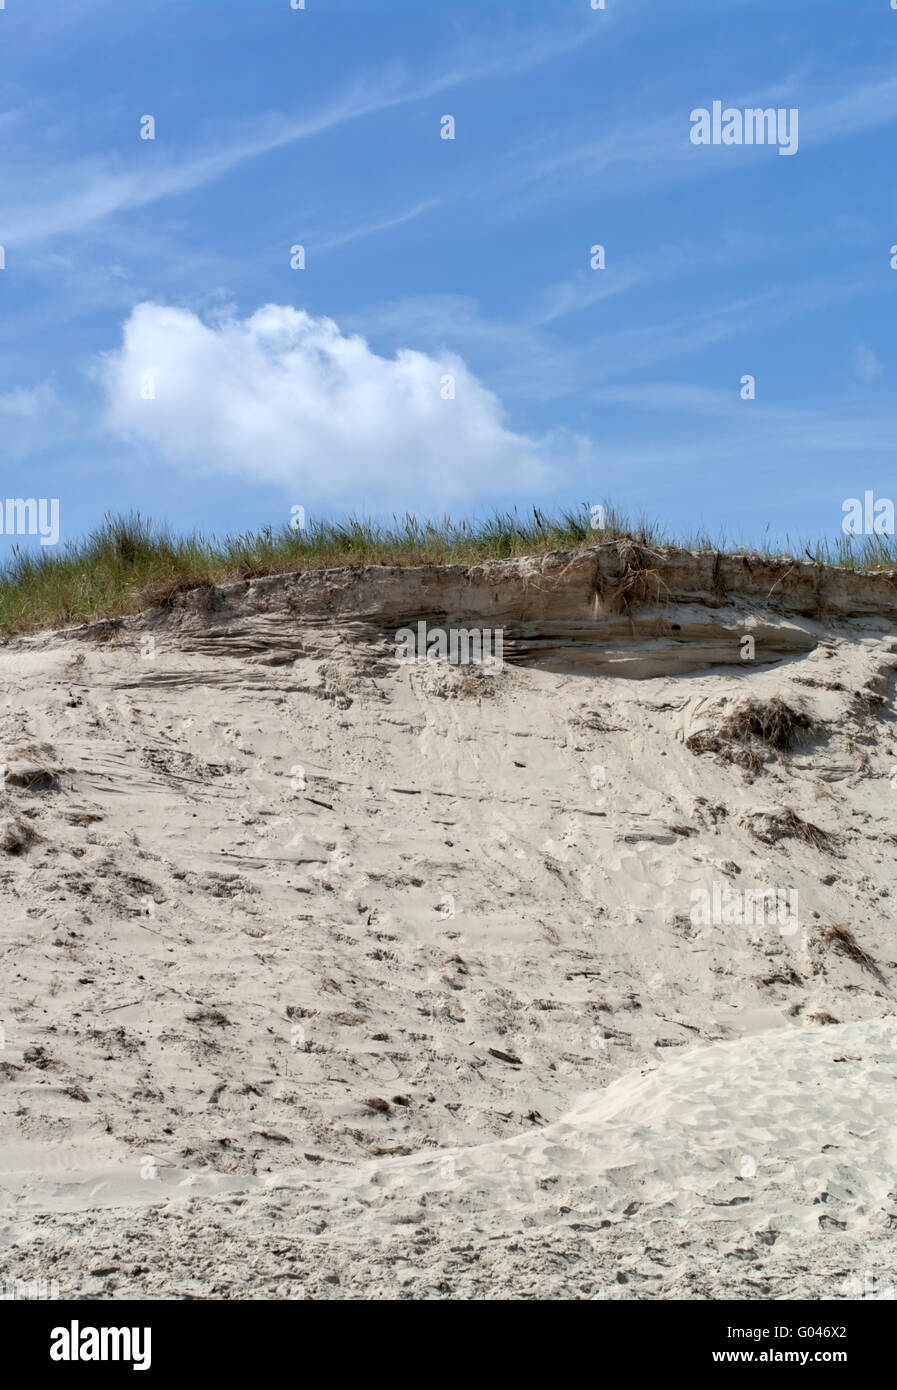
left=97, top=303, right=562, bottom=507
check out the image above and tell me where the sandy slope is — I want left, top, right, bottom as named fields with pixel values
left=1, top=544, right=896, bottom=1299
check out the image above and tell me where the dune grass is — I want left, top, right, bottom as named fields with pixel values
left=1, top=505, right=896, bottom=639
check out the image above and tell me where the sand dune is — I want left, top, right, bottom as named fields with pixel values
left=2, top=544, right=896, bottom=1298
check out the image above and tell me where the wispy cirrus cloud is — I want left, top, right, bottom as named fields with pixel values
left=487, top=70, right=897, bottom=219
left=525, top=232, right=784, bottom=329
left=355, top=271, right=866, bottom=409
left=0, top=382, right=57, bottom=417
left=315, top=197, right=445, bottom=254
left=0, top=92, right=402, bottom=246
left=0, top=19, right=598, bottom=249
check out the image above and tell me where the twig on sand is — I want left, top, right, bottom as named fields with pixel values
left=488, top=1047, right=522, bottom=1066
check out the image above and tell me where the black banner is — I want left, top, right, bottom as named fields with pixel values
left=2, top=1298, right=890, bottom=1376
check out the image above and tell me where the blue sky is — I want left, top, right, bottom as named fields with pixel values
left=1, top=0, right=896, bottom=552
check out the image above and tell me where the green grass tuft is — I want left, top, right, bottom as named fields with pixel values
left=1, top=504, right=896, bottom=639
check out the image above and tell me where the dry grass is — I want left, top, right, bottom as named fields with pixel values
left=687, top=697, right=818, bottom=773
left=719, top=697, right=817, bottom=750
left=685, top=730, right=762, bottom=772
left=0, top=816, right=43, bottom=854
left=4, top=744, right=58, bottom=791
left=749, top=806, right=835, bottom=852
left=819, top=924, right=884, bottom=980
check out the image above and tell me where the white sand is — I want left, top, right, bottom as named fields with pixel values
left=1, top=546, right=896, bottom=1299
